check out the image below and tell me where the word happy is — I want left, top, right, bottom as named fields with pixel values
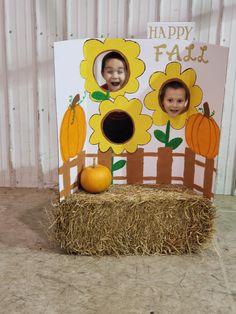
left=148, top=25, right=194, bottom=40
left=154, top=44, right=209, bottom=63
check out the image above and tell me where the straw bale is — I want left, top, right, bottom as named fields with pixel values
left=47, top=184, right=216, bottom=256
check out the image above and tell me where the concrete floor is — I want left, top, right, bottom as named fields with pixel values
left=0, top=188, right=235, bottom=314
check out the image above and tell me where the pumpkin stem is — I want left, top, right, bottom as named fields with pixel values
left=203, top=102, right=210, bottom=118
left=92, top=157, right=96, bottom=168
left=71, top=94, right=80, bottom=109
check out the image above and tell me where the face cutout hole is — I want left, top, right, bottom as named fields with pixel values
left=159, top=80, right=190, bottom=118
left=102, top=111, right=134, bottom=144
left=93, top=51, right=130, bottom=92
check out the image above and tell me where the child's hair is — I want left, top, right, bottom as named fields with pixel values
left=101, top=51, right=127, bottom=73
left=159, top=80, right=190, bottom=104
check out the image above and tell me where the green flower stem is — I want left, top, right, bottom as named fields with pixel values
left=165, top=120, right=170, bottom=146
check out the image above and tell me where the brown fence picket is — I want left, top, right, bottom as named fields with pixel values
left=60, top=161, right=71, bottom=198
left=183, top=147, right=195, bottom=189
left=203, top=158, right=215, bottom=199
left=156, top=147, right=173, bottom=184
left=77, top=151, right=86, bottom=188
left=98, top=149, right=112, bottom=170
left=126, top=148, right=144, bottom=184
left=77, top=151, right=85, bottom=171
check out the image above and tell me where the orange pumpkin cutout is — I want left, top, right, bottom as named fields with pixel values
left=185, top=102, right=220, bottom=159
left=60, top=94, right=86, bottom=162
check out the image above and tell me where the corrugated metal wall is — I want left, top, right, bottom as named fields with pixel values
left=0, top=0, right=236, bottom=194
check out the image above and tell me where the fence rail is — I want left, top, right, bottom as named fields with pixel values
left=59, top=147, right=216, bottom=199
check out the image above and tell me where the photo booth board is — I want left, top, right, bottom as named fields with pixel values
left=147, top=22, right=195, bottom=41
left=54, top=38, right=228, bottom=200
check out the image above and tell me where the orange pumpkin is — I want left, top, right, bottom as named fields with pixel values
left=185, top=102, right=220, bottom=159
left=60, top=94, right=86, bottom=162
left=80, top=159, right=112, bottom=193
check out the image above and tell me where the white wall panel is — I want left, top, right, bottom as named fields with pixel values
left=209, top=0, right=223, bottom=44
left=4, top=0, right=39, bottom=187
left=0, top=0, right=11, bottom=186
left=216, top=0, right=236, bottom=194
left=36, top=0, right=61, bottom=187
left=192, top=0, right=212, bottom=42
left=179, top=0, right=191, bottom=21
left=67, top=0, right=97, bottom=39
left=160, top=0, right=190, bottom=22
left=0, top=0, right=235, bottom=194
left=97, top=0, right=128, bottom=37
left=128, top=0, right=160, bottom=37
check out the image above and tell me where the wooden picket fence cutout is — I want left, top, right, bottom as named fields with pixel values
left=59, top=147, right=216, bottom=199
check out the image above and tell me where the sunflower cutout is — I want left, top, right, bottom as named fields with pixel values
left=144, top=62, right=203, bottom=129
left=80, top=39, right=145, bottom=100
left=89, top=96, right=152, bottom=154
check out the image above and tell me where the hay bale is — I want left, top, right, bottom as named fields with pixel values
left=48, top=185, right=216, bottom=256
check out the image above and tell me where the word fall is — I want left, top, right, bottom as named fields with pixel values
left=154, top=44, right=209, bottom=63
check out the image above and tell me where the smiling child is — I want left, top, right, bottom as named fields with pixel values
left=159, top=81, right=189, bottom=118
left=100, top=51, right=128, bottom=92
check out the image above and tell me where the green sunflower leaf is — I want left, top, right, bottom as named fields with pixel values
left=112, top=160, right=126, bottom=172
left=166, top=137, right=183, bottom=150
left=91, top=91, right=109, bottom=101
left=154, top=130, right=167, bottom=143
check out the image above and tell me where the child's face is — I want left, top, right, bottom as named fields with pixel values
left=162, top=87, right=188, bottom=118
left=102, top=58, right=126, bottom=91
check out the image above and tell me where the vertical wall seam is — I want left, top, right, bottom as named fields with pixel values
left=32, top=0, right=43, bottom=187
left=95, top=0, right=99, bottom=37
left=188, top=0, right=193, bottom=21
left=156, top=0, right=161, bottom=22
left=63, top=0, right=68, bottom=40
left=0, top=0, right=11, bottom=186
left=217, top=0, right=224, bottom=45
left=221, top=1, right=235, bottom=193
left=3, top=0, right=16, bottom=186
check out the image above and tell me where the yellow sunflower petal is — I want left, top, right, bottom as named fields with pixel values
left=181, top=68, right=196, bottom=87
left=137, top=131, right=151, bottom=145
left=152, top=107, right=169, bottom=126
left=149, top=71, right=167, bottom=90
left=111, top=143, right=124, bottom=154
left=166, top=62, right=181, bottom=77
left=138, top=114, right=153, bottom=131
left=123, top=40, right=141, bottom=57
left=144, top=90, right=159, bottom=110
left=104, top=38, right=126, bottom=52
left=186, top=105, right=198, bottom=118
left=170, top=113, right=188, bottom=129
left=90, top=130, right=100, bottom=144
left=189, top=85, right=203, bottom=107
left=98, top=141, right=111, bottom=152
left=130, top=59, right=145, bottom=78
left=86, top=39, right=104, bottom=58
left=127, top=98, right=142, bottom=115
left=99, top=99, right=114, bottom=115
left=124, top=141, right=137, bottom=153
left=89, top=114, right=101, bottom=129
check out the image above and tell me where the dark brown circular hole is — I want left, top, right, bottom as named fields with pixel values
left=102, top=111, right=134, bottom=144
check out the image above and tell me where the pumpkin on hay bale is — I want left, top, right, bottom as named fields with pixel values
left=47, top=184, right=216, bottom=256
